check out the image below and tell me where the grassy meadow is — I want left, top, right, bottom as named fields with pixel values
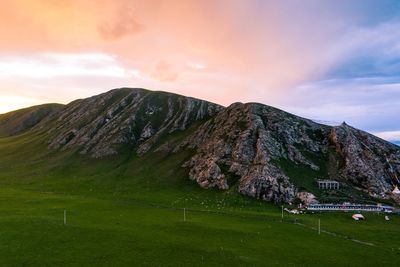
left=0, top=131, right=399, bottom=266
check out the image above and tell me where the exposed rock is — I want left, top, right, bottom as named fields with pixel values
left=46, top=88, right=223, bottom=158
left=140, top=123, right=155, bottom=140
left=178, top=103, right=327, bottom=203
left=178, top=103, right=400, bottom=203
left=297, top=192, right=318, bottom=204
left=188, top=157, right=228, bottom=189
left=19, top=88, right=399, bottom=204
left=328, top=123, right=400, bottom=198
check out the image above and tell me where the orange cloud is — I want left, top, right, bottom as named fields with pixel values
left=0, top=1, right=370, bottom=110
left=151, top=61, right=178, bottom=82
left=97, top=2, right=143, bottom=40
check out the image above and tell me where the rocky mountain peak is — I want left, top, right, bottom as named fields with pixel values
left=45, top=88, right=223, bottom=157
left=179, top=102, right=400, bottom=203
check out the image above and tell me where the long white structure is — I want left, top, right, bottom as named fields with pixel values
left=307, top=203, right=394, bottom=213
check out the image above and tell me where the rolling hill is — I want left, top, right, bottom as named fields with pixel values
left=0, top=103, right=63, bottom=137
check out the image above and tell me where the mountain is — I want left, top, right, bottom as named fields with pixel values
left=44, top=88, right=222, bottom=158
left=178, top=103, right=400, bottom=203
left=2, top=88, right=399, bottom=204
left=0, top=103, right=63, bottom=137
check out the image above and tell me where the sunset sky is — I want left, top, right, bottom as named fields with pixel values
left=0, top=0, right=399, bottom=143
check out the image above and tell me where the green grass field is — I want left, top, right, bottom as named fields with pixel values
left=1, top=131, right=400, bottom=266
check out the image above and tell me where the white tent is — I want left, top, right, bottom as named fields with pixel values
left=392, top=186, right=400, bottom=194
left=352, top=214, right=365, bottom=221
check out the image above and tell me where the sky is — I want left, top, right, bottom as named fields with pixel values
left=0, top=0, right=399, bottom=143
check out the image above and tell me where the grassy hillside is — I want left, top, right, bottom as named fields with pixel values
left=0, top=127, right=400, bottom=266
left=0, top=103, right=63, bottom=137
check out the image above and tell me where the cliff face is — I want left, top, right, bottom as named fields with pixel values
left=178, top=103, right=400, bottom=203
left=6, top=88, right=399, bottom=204
left=46, top=88, right=223, bottom=158
left=329, top=123, right=400, bottom=197
left=178, top=103, right=329, bottom=203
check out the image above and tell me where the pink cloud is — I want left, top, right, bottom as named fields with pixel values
left=97, top=3, right=143, bottom=40
left=151, top=61, right=178, bottom=82
left=0, top=0, right=398, bottom=139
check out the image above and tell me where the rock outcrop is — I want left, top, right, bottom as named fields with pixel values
left=46, top=88, right=223, bottom=158
left=179, top=103, right=329, bottom=203
left=297, top=192, right=318, bottom=204
left=329, top=123, right=400, bottom=197
left=178, top=103, right=400, bottom=203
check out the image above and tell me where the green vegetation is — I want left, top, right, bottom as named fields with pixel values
left=1, top=131, right=400, bottom=266
left=0, top=103, right=63, bottom=137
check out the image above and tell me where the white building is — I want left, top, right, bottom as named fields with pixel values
left=307, top=203, right=393, bottom=213
left=317, top=180, right=339, bottom=190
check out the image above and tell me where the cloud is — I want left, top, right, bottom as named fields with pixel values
left=0, top=96, right=42, bottom=114
left=276, top=77, right=400, bottom=133
left=373, top=130, right=400, bottom=142
left=97, top=3, right=143, bottom=40
left=0, top=0, right=145, bottom=51
left=0, top=0, right=399, bottom=137
left=325, top=20, right=400, bottom=80
left=187, top=62, right=206, bottom=70
left=151, top=61, right=178, bottom=82
left=0, top=52, right=132, bottom=106
left=0, top=53, right=126, bottom=78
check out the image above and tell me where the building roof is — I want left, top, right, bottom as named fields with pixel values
left=317, top=180, right=339, bottom=183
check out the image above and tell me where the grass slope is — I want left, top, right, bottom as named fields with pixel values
left=0, top=104, right=63, bottom=137
left=0, top=131, right=400, bottom=266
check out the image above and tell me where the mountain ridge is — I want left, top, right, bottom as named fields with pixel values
left=1, top=88, right=399, bottom=204
left=0, top=103, right=63, bottom=137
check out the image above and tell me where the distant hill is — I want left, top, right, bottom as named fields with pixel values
left=0, top=103, right=63, bottom=137
left=1, top=88, right=399, bottom=204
